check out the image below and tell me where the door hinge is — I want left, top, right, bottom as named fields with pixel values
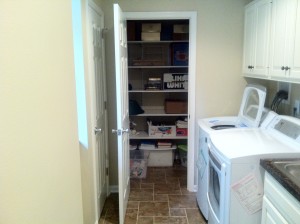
left=106, top=167, right=109, bottom=176
left=104, top=101, right=107, bottom=110
left=101, top=28, right=108, bottom=38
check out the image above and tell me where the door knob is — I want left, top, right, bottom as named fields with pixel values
left=281, top=66, right=285, bottom=70
left=284, top=66, right=290, bottom=71
left=94, top=127, right=102, bottom=134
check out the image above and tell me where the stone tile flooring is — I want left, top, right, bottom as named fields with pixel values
left=99, top=166, right=207, bottom=224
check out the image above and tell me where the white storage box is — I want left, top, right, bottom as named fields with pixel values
left=148, top=124, right=176, bottom=137
left=130, top=150, right=149, bottom=178
left=141, top=32, right=160, bottom=41
left=148, top=150, right=174, bottom=167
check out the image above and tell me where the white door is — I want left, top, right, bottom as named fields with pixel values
left=113, top=4, right=130, bottom=224
left=88, top=2, right=108, bottom=219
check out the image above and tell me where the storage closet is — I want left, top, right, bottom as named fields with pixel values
left=127, top=20, right=189, bottom=167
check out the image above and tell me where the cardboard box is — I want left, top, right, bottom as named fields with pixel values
left=165, top=100, right=188, bottom=114
left=142, top=23, right=161, bottom=32
left=173, top=24, right=189, bottom=33
left=163, top=73, right=188, bottom=89
left=141, top=32, right=160, bottom=41
left=148, top=124, right=176, bottom=137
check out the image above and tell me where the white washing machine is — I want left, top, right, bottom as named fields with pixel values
left=207, top=115, right=300, bottom=224
left=196, top=84, right=269, bottom=220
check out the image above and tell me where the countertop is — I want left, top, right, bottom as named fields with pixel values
left=260, top=158, right=300, bottom=203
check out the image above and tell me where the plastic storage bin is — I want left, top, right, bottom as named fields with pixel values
left=178, top=145, right=187, bottom=167
left=130, top=150, right=149, bottom=178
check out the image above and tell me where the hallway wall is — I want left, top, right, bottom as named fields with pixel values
left=0, top=1, right=83, bottom=223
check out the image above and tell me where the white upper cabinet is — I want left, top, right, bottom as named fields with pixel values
left=243, top=0, right=271, bottom=78
left=269, top=0, right=298, bottom=80
left=243, top=0, right=300, bottom=83
left=290, top=1, right=300, bottom=80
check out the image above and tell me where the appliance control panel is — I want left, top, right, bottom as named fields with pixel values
left=268, top=116, right=300, bottom=142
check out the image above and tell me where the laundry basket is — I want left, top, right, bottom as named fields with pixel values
left=130, top=150, right=149, bottom=178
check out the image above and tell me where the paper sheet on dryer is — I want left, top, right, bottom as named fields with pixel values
left=231, top=173, right=263, bottom=214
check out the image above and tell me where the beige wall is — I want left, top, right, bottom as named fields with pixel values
left=263, top=81, right=300, bottom=116
left=0, top=1, right=84, bottom=223
left=103, top=0, right=250, bottom=186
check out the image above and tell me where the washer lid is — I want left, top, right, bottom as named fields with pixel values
left=209, top=128, right=300, bottom=161
left=237, top=84, right=266, bottom=128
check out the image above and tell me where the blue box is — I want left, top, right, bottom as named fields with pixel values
left=172, top=43, right=189, bottom=66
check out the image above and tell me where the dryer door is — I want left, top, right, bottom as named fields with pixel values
left=237, top=84, right=266, bottom=128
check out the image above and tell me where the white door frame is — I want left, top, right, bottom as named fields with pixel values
left=86, top=0, right=109, bottom=221
left=124, top=11, right=197, bottom=191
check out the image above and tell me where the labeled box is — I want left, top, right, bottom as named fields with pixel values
left=163, top=73, right=188, bottom=89
left=148, top=124, right=176, bottom=137
left=165, top=100, right=188, bottom=114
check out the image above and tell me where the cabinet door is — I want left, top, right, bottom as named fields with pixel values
left=261, top=197, right=289, bottom=224
left=290, top=1, right=300, bottom=80
left=269, top=0, right=298, bottom=79
left=243, top=0, right=271, bottom=78
left=243, top=3, right=256, bottom=74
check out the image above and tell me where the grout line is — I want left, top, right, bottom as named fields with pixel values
left=185, top=208, right=190, bottom=224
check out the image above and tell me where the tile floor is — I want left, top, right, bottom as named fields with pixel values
left=99, top=165, right=207, bottom=224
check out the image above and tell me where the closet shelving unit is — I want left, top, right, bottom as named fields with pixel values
left=127, top=20, right=189, bottom=163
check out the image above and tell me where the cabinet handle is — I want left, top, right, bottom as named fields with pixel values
left=285, top=66, right=290, bottom=71
left=281, top=66, right=285, bottom=71
left=248, top=65, right=254, bottom=69
left=248, top=65, right=251, bottom=69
